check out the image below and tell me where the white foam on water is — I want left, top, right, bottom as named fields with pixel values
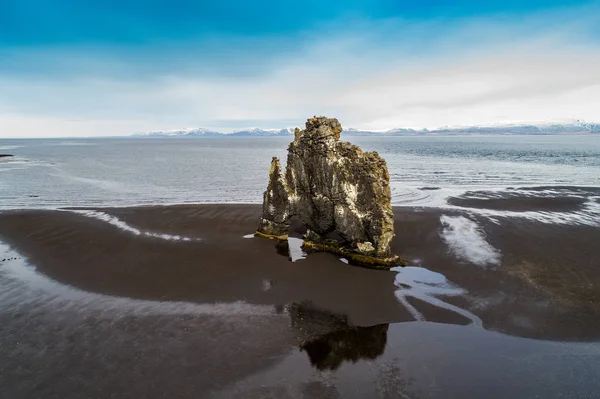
left=69, top=210, right=200, bottom=242
left=390, top=184, right=465, bottom=208
left=392, top=266, right=482, bottom=326
left=287, top=237, right=307, bottom=262
left=392, top=184, right=600, bottom=227
left=462, top=197, right=600, bottom=227
left=439, top=215, right=501, bottom=267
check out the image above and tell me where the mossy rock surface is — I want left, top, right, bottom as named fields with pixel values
left=302, top=240, right=408, bottom=270
left=254, top=230, right=288, bottom=241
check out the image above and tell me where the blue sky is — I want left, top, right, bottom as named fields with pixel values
left=1, top=0, right=599, bottom=137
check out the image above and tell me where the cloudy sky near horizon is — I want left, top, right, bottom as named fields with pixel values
left=1, top=0, right=600, bottom=137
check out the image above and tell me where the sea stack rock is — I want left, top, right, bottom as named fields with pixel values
left=255, top=157, right=291, bottom=239
left=256, top=116, right=402, bottom=268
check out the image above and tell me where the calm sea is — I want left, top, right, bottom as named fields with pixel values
left=1, top=135, right=600, bottom=210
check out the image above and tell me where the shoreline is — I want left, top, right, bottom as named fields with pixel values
left=2, top=203, right=600, bottom=398
left=1, top=203, right=599, bottom=341
left=1, top=183, right=599, bottom=212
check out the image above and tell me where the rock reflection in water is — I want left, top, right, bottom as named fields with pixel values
left=287, top=302, right=388, bottom=371
left=301, top=381, right=342, bottom=399
left=300, top=324, right=389, bottom=371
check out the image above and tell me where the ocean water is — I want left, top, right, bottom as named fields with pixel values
left=1, top=135, right=600, bottom=220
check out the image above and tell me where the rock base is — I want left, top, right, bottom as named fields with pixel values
left=254, top=230, right=289, bottom=241
left=302, top=239, right=408, bottom=270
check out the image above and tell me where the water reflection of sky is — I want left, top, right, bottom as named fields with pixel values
left=0, top=241, right=278, bottom=317
left=3, top=239, right=600, bottom=398
left=392, top=266, right=482, bottom=326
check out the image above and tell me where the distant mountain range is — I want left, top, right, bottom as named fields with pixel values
left=132, top=121, right=600, bottom=137
left=133, top=127, right=295, bottom=137
left=345, top=121, right=600, bottom=136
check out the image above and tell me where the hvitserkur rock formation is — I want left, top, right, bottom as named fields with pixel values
left=256, top=116, right=403, bottom=268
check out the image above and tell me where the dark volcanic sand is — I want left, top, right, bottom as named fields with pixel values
left=1, top=204, right=600, bottom=398
left=447, top=195, right=587, bottom=212
left=446, top=188, right=592, bottom=212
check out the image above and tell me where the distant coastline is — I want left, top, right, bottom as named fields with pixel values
left=132, top=122, right=600, bottom=137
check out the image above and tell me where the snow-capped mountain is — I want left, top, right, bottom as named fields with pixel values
left=229, top=127, right=295, bottom=137
left=407, top=121, right=600, bottom=135
left=344, top=120, right=600, bottom=136
left=133, top=128, right=221, bottom=137
left=133, top=127, right=295, bottom=137
left=132, top=121, right=600, bottom=137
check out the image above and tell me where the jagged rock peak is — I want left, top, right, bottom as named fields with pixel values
left=256, top=116, right=402, bottom=268
left=299, top=116, right=343, bottom=140
left=255, top=157, right=290, bottom=239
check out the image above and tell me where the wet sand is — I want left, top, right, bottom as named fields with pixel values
left=447, top=195, right=587, bottom=212
left=1, top=204, right=600, bottom=398
left=446, top=187, right=597, bottom=212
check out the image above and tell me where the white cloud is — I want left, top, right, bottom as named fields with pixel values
left=335, top=47, right=600, bottom=129
left=1, top=7, right=599, bottom=137
left=0, top=112, right=178, bottom=138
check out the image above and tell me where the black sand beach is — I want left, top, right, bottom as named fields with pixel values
left=1, top=204, right=600, bottom=398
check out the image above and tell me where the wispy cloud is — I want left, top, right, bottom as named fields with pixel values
left=1, top=2, right=599, bottom=137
